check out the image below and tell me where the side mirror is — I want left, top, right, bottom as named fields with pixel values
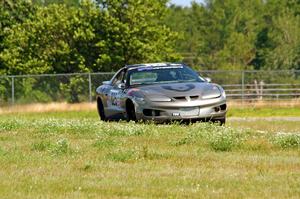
left=117, top=83, right=126, bottom=89
left=102, top=81, right=110, bottom=85
left=204, top=77, right=211, bottom=83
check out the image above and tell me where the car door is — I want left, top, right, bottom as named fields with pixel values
left=105, top=69, right=127, bottom=119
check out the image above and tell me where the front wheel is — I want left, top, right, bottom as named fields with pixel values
left=97, top=98, right=107, bottom=121
left=126, top=100, right=137, bottom=122
left=212, top=118, right=226, bottom=126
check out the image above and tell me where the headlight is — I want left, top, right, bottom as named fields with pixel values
left=133, top=97, right=146, bottom=104
left=202, top=85, right=224, bottom=99
left=221, top=89, right=226, bottom=98
left=149, top=95, right=172, bottom=102
left=202, top=93, right=221, bottom=99
left=134, top=97, right=145, bottom=102
left=217, top=86, right=226, bottom=99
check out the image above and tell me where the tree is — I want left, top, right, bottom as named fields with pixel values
left=0, top=0, right=180, bottom=74
left=264, top=13, right=300, bottom=70
left=32, top=0, right=81, bottom=7
left=252, top=0, right=300, bottom=70
left=164, top=4, right=201, bottom=66
left=0, top=0, right=35, bottom=74
left=94, top=0, right=181, bottom=71
left=192, top=0, right=263, bottom=70
left=0, top=2, right=102, bottom=74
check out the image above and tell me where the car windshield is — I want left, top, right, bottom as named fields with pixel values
left=127, top=65, right=205, bottom=86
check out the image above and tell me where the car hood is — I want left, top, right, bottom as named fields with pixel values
left=137, top=82, right=222, bottom=101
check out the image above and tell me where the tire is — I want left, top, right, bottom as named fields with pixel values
left=213, top=118, right=226, bottom=126
left=97, top=98, right=107, bottom=121
left=126, top=100, right=137, bottom=121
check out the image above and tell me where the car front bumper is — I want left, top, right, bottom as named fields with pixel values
left=133, top=97, right=227, bottom=122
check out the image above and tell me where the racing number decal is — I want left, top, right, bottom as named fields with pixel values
left=108, top=90, right=122, bottom=108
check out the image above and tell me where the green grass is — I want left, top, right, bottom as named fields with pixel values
left=227, top=107, right=300, bottom=117
left=0, top=110, right=300, bottom=198
left=228, top=120, right=300, bottom=133
left=227, top=106, right=300, bottom=133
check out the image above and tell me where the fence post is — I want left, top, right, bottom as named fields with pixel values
left=11, top=76, right=15, bottom=105
left=242, top=71, right=245, bottom=105
left=88, top=73, right=92, bottom=102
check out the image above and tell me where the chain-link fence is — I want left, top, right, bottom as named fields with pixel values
left=0, top=72, right=114, bottom=106
left=1, top=70, right=300, bottom=106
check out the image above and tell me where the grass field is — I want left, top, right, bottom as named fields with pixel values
left=0, top=107, right=300, bottom=198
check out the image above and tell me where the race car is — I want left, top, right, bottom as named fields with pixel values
left=96, top=63, right=227, bottom=124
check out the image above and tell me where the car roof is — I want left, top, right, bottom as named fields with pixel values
left=125, top=62, right=184, bottom=70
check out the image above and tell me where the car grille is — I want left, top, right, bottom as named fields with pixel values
left=173, top=95, right=199, bottom=101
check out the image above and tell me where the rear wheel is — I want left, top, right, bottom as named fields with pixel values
left=126, top=100, right=136, bottom=121
left=97, top=98, right=107, bottom=121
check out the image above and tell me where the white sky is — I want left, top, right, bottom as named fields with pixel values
left=170, top=0, right=204, bottom=7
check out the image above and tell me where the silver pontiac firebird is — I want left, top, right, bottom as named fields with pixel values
left=96, top=63, right=227, bottom=124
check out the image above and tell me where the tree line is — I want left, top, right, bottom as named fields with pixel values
left=166, top=0, right=300, bottom=71
left=0, top=0, right=299, bottom=76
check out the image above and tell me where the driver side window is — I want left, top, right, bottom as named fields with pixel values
left=112, top=70, right=125, bottom=87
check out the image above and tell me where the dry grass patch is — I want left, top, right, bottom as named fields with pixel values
left=228, top=99, right=300, bottom=108
left=0, top=102, right=95, bottom=114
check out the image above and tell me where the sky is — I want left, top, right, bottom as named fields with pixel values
left=170, top=0, right=204, bottom=7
